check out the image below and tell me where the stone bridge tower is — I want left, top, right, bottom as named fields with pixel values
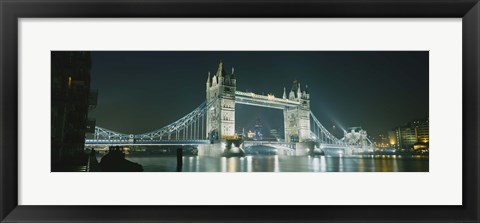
left=206, top=61, right=236, bottom=141
left=284, top=80, right=311, bottom=142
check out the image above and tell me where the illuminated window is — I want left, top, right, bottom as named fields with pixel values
left=68, top=76, right=72, bottom=88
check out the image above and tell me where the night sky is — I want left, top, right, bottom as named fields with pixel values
left=88, top=51, right=428, bottom=138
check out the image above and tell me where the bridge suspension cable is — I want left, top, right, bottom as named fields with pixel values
left=93, top=126, right=130, bottom=140
left=93, top=98, right=219, bottom=141
left=309, top=111, right=343, bottom=145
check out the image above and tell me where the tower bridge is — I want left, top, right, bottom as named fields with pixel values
left=86, top=61, right=373, bottom=156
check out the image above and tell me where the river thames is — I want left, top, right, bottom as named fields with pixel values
left=115, top=154, right=428, bottom=172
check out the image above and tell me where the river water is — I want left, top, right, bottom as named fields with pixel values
left=119, top=154, right=428, bottom=172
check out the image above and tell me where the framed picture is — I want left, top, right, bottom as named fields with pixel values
left=1, top=0, right=479, bottom=222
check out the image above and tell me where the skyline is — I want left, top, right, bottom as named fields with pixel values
left=88, top=51, right=428, bottom=137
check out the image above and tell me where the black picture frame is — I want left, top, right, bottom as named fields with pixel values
left=1, top=0, right=479, bottom=222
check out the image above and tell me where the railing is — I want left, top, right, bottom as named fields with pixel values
left=85, top=139, right=211, bottom=145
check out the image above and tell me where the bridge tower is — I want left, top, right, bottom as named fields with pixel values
left=284, top=80, right=311, bottom=142
left=206, top=60, right=236, bottom=141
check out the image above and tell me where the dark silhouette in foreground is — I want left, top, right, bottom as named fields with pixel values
left=99, top=146, right=143, bottom=172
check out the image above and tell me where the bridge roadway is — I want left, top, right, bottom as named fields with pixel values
left=235, top=91, right=299, bottom=109
left=86, top=139, right=297, bottom=147
left=85, top=138, right=372, bottom=157
left=85, top=139, right=211, bottom=146
left=86, top=138, right=362, bottom=151
left=243, top=140, right=297, bottom=149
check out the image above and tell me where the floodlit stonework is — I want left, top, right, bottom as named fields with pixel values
left=205, top=61, right=311, bottom=142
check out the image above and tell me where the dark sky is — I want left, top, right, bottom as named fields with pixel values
left=88, top=51, right=428, bottom=138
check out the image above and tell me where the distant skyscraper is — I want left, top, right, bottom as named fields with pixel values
left=254, top=118, right=263, bottom=140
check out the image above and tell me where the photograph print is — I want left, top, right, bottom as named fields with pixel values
left=51, top=51, right=429, bottom=172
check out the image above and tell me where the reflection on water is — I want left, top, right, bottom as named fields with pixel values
left=120, top=155, right=429, bottom=172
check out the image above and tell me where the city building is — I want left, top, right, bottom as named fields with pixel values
left=395, top=126, right=417, bottom=151
left=413, top=118, right=429, bottom=144
left=254, top=118, right=263, bottom=140
left=51, top=51, right=97, bottom=171
left=388, top=131, right=397, bottom=147
left=372, top=133, right=389, bottom=148
left=247, top=130, right=255, bottom=139
left=394, top=117, right=429, bottom=151
left=411, top=118, right=429, bottom=151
